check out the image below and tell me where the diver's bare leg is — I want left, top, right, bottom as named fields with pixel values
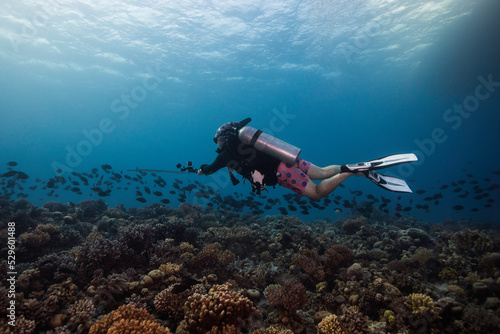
left=301, top=173, right=353, bottom=201
left=307, top=164, right=341, bottom=180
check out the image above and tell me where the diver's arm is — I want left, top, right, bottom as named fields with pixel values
left=198, top=151, right=231, bottom=175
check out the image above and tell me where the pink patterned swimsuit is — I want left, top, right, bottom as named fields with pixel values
left=276, top=158, right=312, bottom=194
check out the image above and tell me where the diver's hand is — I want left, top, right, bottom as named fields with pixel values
left=196, top=165, right=206, bottom=175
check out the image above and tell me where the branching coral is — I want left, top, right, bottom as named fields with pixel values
left=264, top=282, right=307, bottom=315
left=67, top=298, right=95, bottom=332
left=0, top=315, right=36, bottom=333
left=75, top=228, right=132, bottom=276
left=88, top=273, right=128, bottom=311
left=154, top=284, right=189, bottom=322
left=117, top=224, right=153, bottom=254
left=19, top=224, right=60, bottom=249
left=209, top=226, right=251, bottom=242
left=253, top=326, right=294, bottom=334
left=404, top=293, right=441, bottom=318
left=339, top=306, right=371, bottom=334
left=324, top=245, right=354, bottom=278
left=292, top=247, right=325, bottom=282
left=89, top=304, right=170, bottom=334
left=438, top=267, right=459, bottom=281
left=190, top=243, right=222, bottom=267
left=188, top=243, right=235, bottom=273
left=317, top=314, right=345, bottom=334
left=182, top=282, right=256, bottom=333
left=451, top=229, right=492, bottom=255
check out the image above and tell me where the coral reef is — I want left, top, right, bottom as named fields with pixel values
left=182, top=282, right=256, bottom=333
left=1, top=197, right=499, bottom=334
left=89, top=304, right=171, bottom=334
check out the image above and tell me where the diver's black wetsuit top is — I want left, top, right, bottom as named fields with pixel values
left=200, top=135, right=281, bottom=186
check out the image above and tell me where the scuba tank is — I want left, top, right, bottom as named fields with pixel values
left=238, top=126, right=301, bottom=165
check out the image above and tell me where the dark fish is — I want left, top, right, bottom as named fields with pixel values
left=487, top=184, right=500, bottom=191
left=136, top=191, right=143, bottom=196
left=471, top=208, right=479, bottom=212
left=278, top=207, right=288, bottom=215
left=7, top=161, right=18, bottom=166
left=136, top=197, right=147, bottom=203
left=1, top=171, right=17, bottom=177
left=169, top=190, right=176, bottom=195
left=440, top=185, right=449, bottom=189
left=433, top=193, right=443, bottom=199
left=416, top=190, right=426, bottom=195
left=452, top=205, right=464, bottom=210
left=98, top=189, right=111, bottom=197
left=458, top=180, right=466, bottom=185
left=153, top=191, right=162, bottom=196
left=343, top=200, right=352, bottom=208
left=144, top=187, right=151, bottom=194
left=452, top=188, right=462, bottom=193
left=161, top=199, right=170, bottom=204
left=102, top=164, right=112, bottom=170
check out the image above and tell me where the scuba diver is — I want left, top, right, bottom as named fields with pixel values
left=196, top=118, right=417, bottom=200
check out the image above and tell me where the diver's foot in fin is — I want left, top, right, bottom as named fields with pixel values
left=340, top=153, right=418, bottom=173
left=363, top=170, right=413, bottom=193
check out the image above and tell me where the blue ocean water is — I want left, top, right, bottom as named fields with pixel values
left=1, top=0, right=499, bottom=223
